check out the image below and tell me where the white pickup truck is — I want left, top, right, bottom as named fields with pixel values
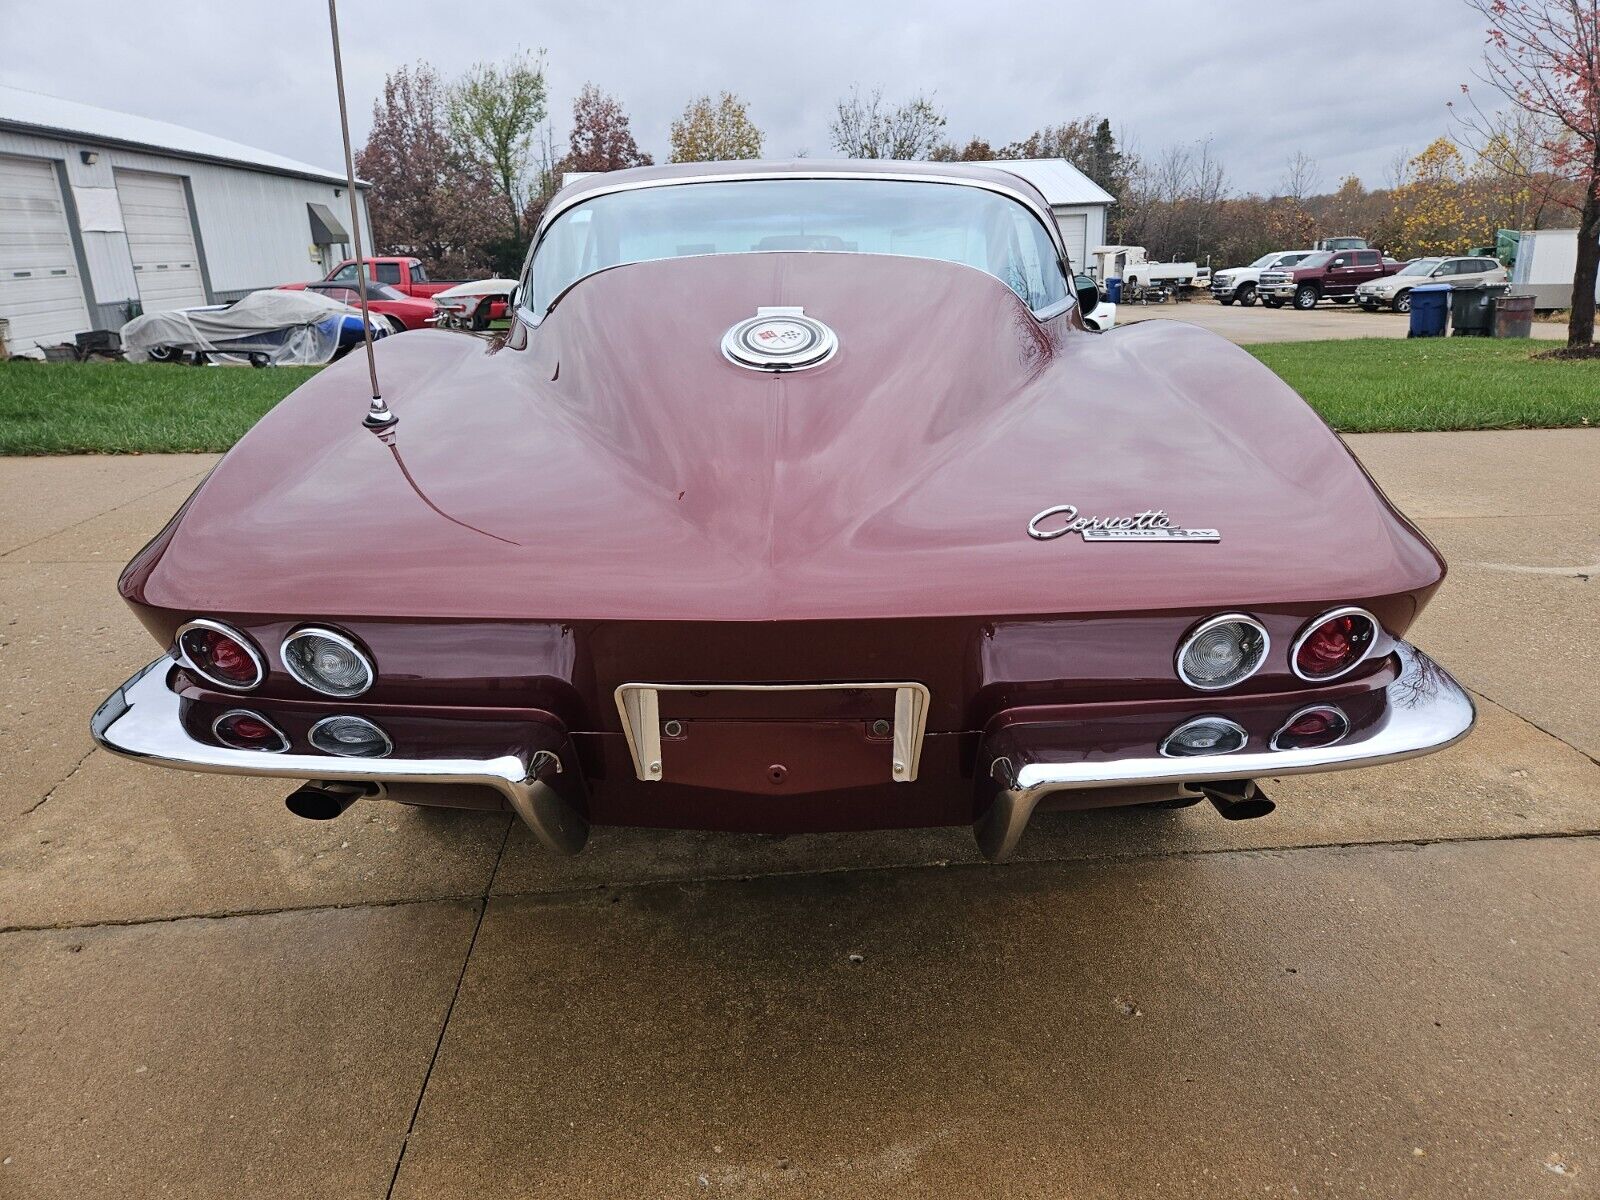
left=1209, top=251, right=1318, bottom=306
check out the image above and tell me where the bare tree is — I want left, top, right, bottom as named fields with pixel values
left=1383, top=145, right=1413, bottom=191
left=1278, top=150, right=1321, bottom=202
left=1459, top=0, right=1599, bottom=347
left=828, top=86, right=947, bottom=159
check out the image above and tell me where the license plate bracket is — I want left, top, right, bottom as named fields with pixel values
left=614, top=682, right=930, bottom=784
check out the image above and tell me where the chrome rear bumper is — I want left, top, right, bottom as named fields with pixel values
left=973, top=643, right=1474, bottom=861
left=89, top=658, right=588, bottom=855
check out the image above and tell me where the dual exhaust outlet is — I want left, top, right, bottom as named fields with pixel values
left=285, top=780, right=379, bottom=821
left=282, top=776, right=1276, bottom=837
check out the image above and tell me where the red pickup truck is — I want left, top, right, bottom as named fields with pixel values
left=296, top=257, right=508, bottom=319
left=1258, top=249, right=1406, bottom=310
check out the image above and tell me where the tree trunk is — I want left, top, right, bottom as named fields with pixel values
left=1569, top=179, right=1599, bottom=349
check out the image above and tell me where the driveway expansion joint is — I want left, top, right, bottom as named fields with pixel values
left=383, top=816, right=513, bottom=1200
left=7, top=829, right=1599, bottom=937
left=1467, top=686, right=1600, bottom=769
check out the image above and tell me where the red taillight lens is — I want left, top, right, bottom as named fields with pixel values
left=212, top=710, right=289, bottom=753
left=207, top=635, right=251, bottom=680
left=177, top=621, right=263, bottom=690
left=1272, top=705, right=1351, bottom=750
left=1293, top=610, right=1377, bottom=681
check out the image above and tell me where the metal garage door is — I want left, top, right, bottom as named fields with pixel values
left=115, top=169, right=207, bottom=311
left=1056, top=212, right=1087, bottom=273
left=0, top=153, right=91, bottom=355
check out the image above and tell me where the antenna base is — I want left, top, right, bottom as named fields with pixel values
left=363, top=400, right=396, bottom=428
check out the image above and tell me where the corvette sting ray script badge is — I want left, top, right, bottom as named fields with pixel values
left=1028, top=504, right=1221, bottom=542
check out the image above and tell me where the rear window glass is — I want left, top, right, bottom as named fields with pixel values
left=527, top=178, right=1069, bottom=316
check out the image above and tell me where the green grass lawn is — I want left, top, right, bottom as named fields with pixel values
left=1244, top=337, right=1599, bottom=433
left=0, top=361, right=320, bottom=454
left=1, top=337, right=1595, bottom=454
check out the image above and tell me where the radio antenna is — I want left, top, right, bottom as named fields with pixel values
left=326, top=0, right=393, bottom=428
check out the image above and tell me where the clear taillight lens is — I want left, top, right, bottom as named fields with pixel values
left=309, top=715, right=392, bottom=758
left=281, top=628, right=374, bottom=697
left=1160, top=716, right=1248, bottom=757
left=1177, top=615, right=1270, bottom=691
left=1293, top=609, right=1378, bottom=681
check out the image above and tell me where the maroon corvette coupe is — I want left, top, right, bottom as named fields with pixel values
left=92, top=161, right=1473, bottom=861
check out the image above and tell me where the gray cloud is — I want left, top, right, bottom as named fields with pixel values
left=1, top=0, right=1493, bottom=194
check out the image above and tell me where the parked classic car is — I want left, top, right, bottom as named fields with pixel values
left=313, top=257, right=508, bottom=320
left=277, top=280, right=440, bottom=332
left=119, top=289, right=387, bottom=366
left=91, top=161, right=1474, bottom=862
left=1355, top=256, right=1509, bottom=312
left=431, top=277, right=519, bottom=330
left=1209, top=251, right=1317, bottom=306
left=1258, top=248, right=1406, bottom=309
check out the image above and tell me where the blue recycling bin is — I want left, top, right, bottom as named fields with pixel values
left=1408, top=283, right=1451, bottom=338
left=1106, top=277, right=1123, bottom=304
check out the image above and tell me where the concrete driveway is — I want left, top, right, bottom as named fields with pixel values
left=2, top=432, right=1597, bottom=1198
left=1116, top=296, right=1570, bottom=343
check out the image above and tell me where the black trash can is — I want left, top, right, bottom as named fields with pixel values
left=1451, top=283, right=1508, bottom=337
left=1493, top=293, right=1535, bottom=339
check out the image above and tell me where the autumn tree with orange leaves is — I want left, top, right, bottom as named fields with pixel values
left=1459, top=0, right=1600, bottom=347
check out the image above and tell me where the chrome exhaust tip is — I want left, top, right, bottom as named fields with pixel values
left=1195, top=779, right=1275, bottom=821
left=285, top=780, right=378, bottom=820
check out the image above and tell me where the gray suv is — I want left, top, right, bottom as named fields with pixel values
left=1356, top=256, right=1508, bottom=313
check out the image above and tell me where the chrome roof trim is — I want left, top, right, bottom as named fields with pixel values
left=517, top=169, right=1076, bottom=328
left=534, top=169, right=1066, bottom=254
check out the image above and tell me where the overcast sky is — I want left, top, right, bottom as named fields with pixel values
left=2, top=0, right=1496, bottom=195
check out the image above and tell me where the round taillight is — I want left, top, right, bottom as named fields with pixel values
left=1291, top=608, right=1378, bottom=682
left=1176, top=614, right=1270, bottom=691
left=281, top=627, right=374, bottom=697
left=176, top=619, right=264, bottom=691
left=211, top=709, right=289, bottom=753
left=309, top=715, right=392, bottom=758
left=1160, top=715, right=1248, bottom=758
left=1271, top=704, right=1351, bottom=751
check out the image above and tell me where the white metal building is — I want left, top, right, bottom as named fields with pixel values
left=0, top=85, right=370, bottom=357
left=968, top=158, right=1115, bottom=275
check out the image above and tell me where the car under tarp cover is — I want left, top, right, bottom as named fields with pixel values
left=120, top=289, right=360, bottom=365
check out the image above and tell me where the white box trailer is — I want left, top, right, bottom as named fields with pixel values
left=1511, top=227, right=1600, bottom=310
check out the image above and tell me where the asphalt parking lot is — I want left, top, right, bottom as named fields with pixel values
left=1117, top=295, right=1571, bottom=343
left=2, top=431, right=1598, bottom=1198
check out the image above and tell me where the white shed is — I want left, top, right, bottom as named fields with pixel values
left=0, top=84, right=371, bottom=357
left=965, top=158, right=1115, bottom=275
